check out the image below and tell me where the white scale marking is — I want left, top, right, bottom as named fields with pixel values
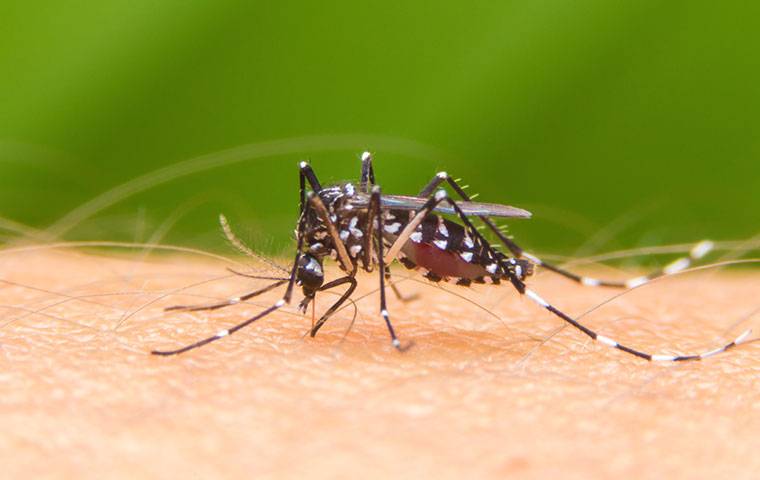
left=625, top=276, right=649, bottom=288
left=306, top=257, right=322, bottom=273
left=664, top=258, right=691, bottom=275
left=460, top=252, right=474, bottom=262
left=581, top=277, right=601, bottom=286
left=339, top=230, right=350, bottom=241
left=438, top=221, right=448, bottom=237
left=522, top=252, right=542, bottom=265
left=699, top=329, right=752, bottom=359
left=216, top=329, right=229, bottom=338
left=525, top=289, right=549, bottom=308
left=464, top=236, right=474, bottom=248
left=349, top=216, right=363, bottom=238
left=651, top=354, right=676, bottom=362
left=735, top=329, right=752, bottom=344
left=410, top=232, right=423, bottom=243
left=362, top=151, right=371, bottom=162
left=515, top=265, right=523, bottom=278
left=690, top=240, right=714, bottom=259
left=349, top=245, right=363, bottom=257
left=596, top=335, right=618, bottom=348
left=434, top=239, right=448, bottom=250
left=384, top=222, right=401, bottom=234
left=485, top=263, right=498, bottom=274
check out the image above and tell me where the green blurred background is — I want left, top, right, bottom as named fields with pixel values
left=1, top=1, right=758, bottom=258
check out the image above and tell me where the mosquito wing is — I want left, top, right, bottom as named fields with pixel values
left=350, top=193, right=532, bottom=218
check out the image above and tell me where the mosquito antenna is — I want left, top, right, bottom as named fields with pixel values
left=219, top=214, right=288, bottom=273
left=225, top=267, right=289, bottom=282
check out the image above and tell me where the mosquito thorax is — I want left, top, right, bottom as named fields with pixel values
left=303, top=182, right=370, bottom=268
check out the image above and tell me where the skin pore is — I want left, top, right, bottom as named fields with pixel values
left=1, top=249, right=758, bottom=479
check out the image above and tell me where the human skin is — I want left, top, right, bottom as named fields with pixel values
left=0, top=249, right=758, bottom=479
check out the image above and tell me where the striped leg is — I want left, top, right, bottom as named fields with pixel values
left=164, top=279, right=288, bottom=313
left=522, top=287, right=752, bottom=362
left=360, top=173, right=379, bottom=271
left=418, top=172, right=715, bottom=289
left=373, top=185, right=412, bottom=350
left=359, top=151, right=376, bottom=193
left=151, top=163, right=322, bottom=355
left=519, top=241, right=714, bottom=289
left=151, top=213, right=308, bottom=355
left=406, top=186, right=752, bottom=362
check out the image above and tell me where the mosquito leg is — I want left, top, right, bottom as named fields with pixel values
left=520, top=240, right=714, bottom=289
left=360, top=174, right=379, bottom=271
left=359, top=151, right=376, bottom=193
left=423, top=172, right=715, bottom=289
left=299, top=160, right=323, bottom=210
left=164, top=279, right=288, bottom=312
left=417, top=171, right=527, bottom=259
left=372, top=186, right=414, bottom=351
left=521, top=286, right=752, bottom=362
left=310, top=276, right=358, bottom=337
left=435, top=194, right=526, bottom=292
left=151, top=194, right=312, bottom=356
left=432, top=193, right=753, bottom=362
left=152, top=261, right=299, bottom=356
left=307, top=192, right=353, bottom=271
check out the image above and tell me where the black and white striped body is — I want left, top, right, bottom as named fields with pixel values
left=386, top=210, right=533, bottom=285
left=302, top=183, right=533, bottom=286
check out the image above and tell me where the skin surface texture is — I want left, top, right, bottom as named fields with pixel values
left=0, top=250, right=758, bottom=479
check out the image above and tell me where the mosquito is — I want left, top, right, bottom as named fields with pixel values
left=152, top=152, right=752, bottom=361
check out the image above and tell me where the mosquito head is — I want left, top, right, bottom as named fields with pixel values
left=296, top=253, right=325, bottom=297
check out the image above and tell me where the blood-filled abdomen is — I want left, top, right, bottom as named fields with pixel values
left=401, top=242, right=486, bottom=280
